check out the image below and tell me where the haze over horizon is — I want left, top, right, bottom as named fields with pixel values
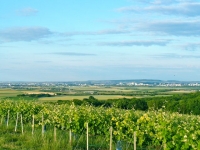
left=1, top=0, right=200, bottom=81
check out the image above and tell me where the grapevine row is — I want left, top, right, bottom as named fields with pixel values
left=0, top=100, right=200, bottom=149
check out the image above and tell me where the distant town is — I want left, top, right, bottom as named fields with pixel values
left=0, top=79, right=200, bottom=88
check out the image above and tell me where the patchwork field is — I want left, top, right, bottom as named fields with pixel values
left=0, top=85, right=197, bottom=101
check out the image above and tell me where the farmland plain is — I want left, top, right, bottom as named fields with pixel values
left=1, top=82, right=200, bottom=149
left=0, top=84, right=198, bottom=101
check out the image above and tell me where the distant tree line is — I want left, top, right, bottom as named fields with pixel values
left=18, top=93, right=54, bottom=98
left=57, top=96, right=148, bottom=111
left=57, top=92, right=200, bottom=115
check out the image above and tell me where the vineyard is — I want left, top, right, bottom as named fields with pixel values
left=0, top=100, right=200, bottom=150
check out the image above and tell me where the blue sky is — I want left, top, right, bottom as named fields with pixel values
left=1, top=0, right=200, bottom=81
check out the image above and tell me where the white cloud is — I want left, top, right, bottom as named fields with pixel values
left=16, top=7, right=38, bottom=16
left=178, top=42, right=200, bottom=51
left=147, top=3, right=200, bottom=16
left=138, top=20, right=200, bottom=36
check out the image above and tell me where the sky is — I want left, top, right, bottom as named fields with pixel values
left=1, top=0, right=200, bottom=81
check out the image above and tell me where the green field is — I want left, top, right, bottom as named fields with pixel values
left=0, top=89, right=23, bottom=98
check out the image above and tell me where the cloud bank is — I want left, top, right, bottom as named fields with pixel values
left=63, top=29, right=129, bottom=36
left=153, top=53, right=200, bottom=59
left=51, top=52, right=96, bottom=56
left=118, top=2, right=200, bottom=17
left=98, top=40, right=170, bottom=46
left=0, top=27, right=52, bottom=42
left=138, top=20, right=200, bottom=36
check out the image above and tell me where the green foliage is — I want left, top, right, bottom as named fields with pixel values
left=107, top=98, right=148, bottom=110
left=56, top=96, right=148, bottom=111
left=0, top=100, right=200, bottom=149
left=145, top=92, right=200, bottom=115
